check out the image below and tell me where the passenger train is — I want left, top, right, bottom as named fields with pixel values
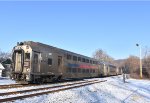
left=12, top=41, right=122, bottom=84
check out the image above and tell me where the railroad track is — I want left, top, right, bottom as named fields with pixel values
left=0, top=84, right=23, bottom=89
left=0, top=79, right=97, bottom=89
left=0, top=80, right=106, bottom=102
left=0, top=84, right=38, bottom=89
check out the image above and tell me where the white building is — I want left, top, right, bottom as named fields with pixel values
left=0, top=63, right=5, bottom=77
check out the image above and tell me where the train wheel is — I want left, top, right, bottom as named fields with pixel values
left=57, top=75, right=62, bottom=82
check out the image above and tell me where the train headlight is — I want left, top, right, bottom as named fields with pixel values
left=26, top=75, right=30, bottom=80
left=26, top=68, right=30, bottom=72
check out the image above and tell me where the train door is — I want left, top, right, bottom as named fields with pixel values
left=58, top=56, right=63, bottom=73
left=104, top=65, right=107, bottom=76
left=107, top=66, right=109, bottom=75
left=13, top=50, right=24, bottom=73
left=33, top=52, right=40, bottom=73
left=15, top=51, right=22, bottom=72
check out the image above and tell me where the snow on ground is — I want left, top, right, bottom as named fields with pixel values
left=0, top=77, right=16, bottom=85
left=0, top=76, right=150, bottom=103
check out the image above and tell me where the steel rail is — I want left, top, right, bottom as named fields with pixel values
left=0, top=80, right=99, bottom=96
left=0, top=80, right=106, bottom=103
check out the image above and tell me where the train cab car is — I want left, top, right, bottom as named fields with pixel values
left=12, top=42, right=32, bottom=83
left=12, top=41, right=100, bottom=84
left=12, top=41, right=63, bottom=83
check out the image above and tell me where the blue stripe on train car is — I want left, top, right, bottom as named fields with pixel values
left=67, top=63, right=79, bottom=68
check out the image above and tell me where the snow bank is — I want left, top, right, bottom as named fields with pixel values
left=0, top=76, right=150, bottom=103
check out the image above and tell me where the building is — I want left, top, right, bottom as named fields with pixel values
left=1, top=59, right=12, bottom=77
left=2, top=64, right=11, bottom=77
left=0, top=63, right=5, bottom=77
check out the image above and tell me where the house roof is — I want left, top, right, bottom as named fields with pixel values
left=0, top=63, right=5, bottom=70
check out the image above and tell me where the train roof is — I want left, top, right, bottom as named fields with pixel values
left=18, top=41, right=98, bottom=61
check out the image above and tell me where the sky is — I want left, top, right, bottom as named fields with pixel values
left=0, top=0, right=150, bottom=60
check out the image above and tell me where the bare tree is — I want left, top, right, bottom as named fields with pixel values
left=142, top=47, right=150, bottom=78
left=0, top=49, right=11, bottom=62
left=121, top=56, right=140, bottom=78
left=93, top=49, right=114, bottom=63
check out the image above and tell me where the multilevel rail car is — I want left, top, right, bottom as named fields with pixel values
left=12, top=41, right=122, bottom=84
left=99, top=62, right=122, bottom=76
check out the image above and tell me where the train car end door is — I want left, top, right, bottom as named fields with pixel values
left=33, top=52, right=40, bottom=73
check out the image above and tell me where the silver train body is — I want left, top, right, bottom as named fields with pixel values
left=12, top=41, right=122, bottom=84
left=99, top=62, right=122, bottom=76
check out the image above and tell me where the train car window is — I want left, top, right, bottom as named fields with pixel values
left=48, top=58, right=52, bottom=65
left=72, top=68, right=77, bottom=73
left=25, top=53, right=30, bottom=60
left=78, top=68, right=81, bottom=73
left=75, top=68, right=77, bottom=73
left=73, top=56, right=77, bottom=61
left=76, top=68, right=78, bottom=73
left=67, top=68, right=72, bottom=73
left=67, top=54, right=72, bottom=60
left=82, top=69, right=85, bottom=73
left=93, top=61, right=96, bottom=64
left=82, top=58, right=85, bottom=62
left=85, top=69, right=87, bottom=73
left=34, top=54, right=38, bottom=64
left=90, top=69, right=92, bottom=73
left=67, top=68, right=71, bottom=73
left=86, top=69, right=89, bottom=73
left=86, top=59, right=89, bottom=63
left=90, top=60, right=92, bottom=64
left=78, top=57, right=81, bottom=62
left=87, top=69, right=88, bottom=73
left=93, top=61, right=95, bottom=64
left=58, top=56, right=62, bottom=66
left=95, top=61, right=98, bottom=64
left=93, top=69, right=95, bottom=73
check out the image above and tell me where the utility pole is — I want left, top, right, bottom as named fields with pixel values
left=123, top=67, right=126, bottom=83
left=136, top=44, right=143, bottom=79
